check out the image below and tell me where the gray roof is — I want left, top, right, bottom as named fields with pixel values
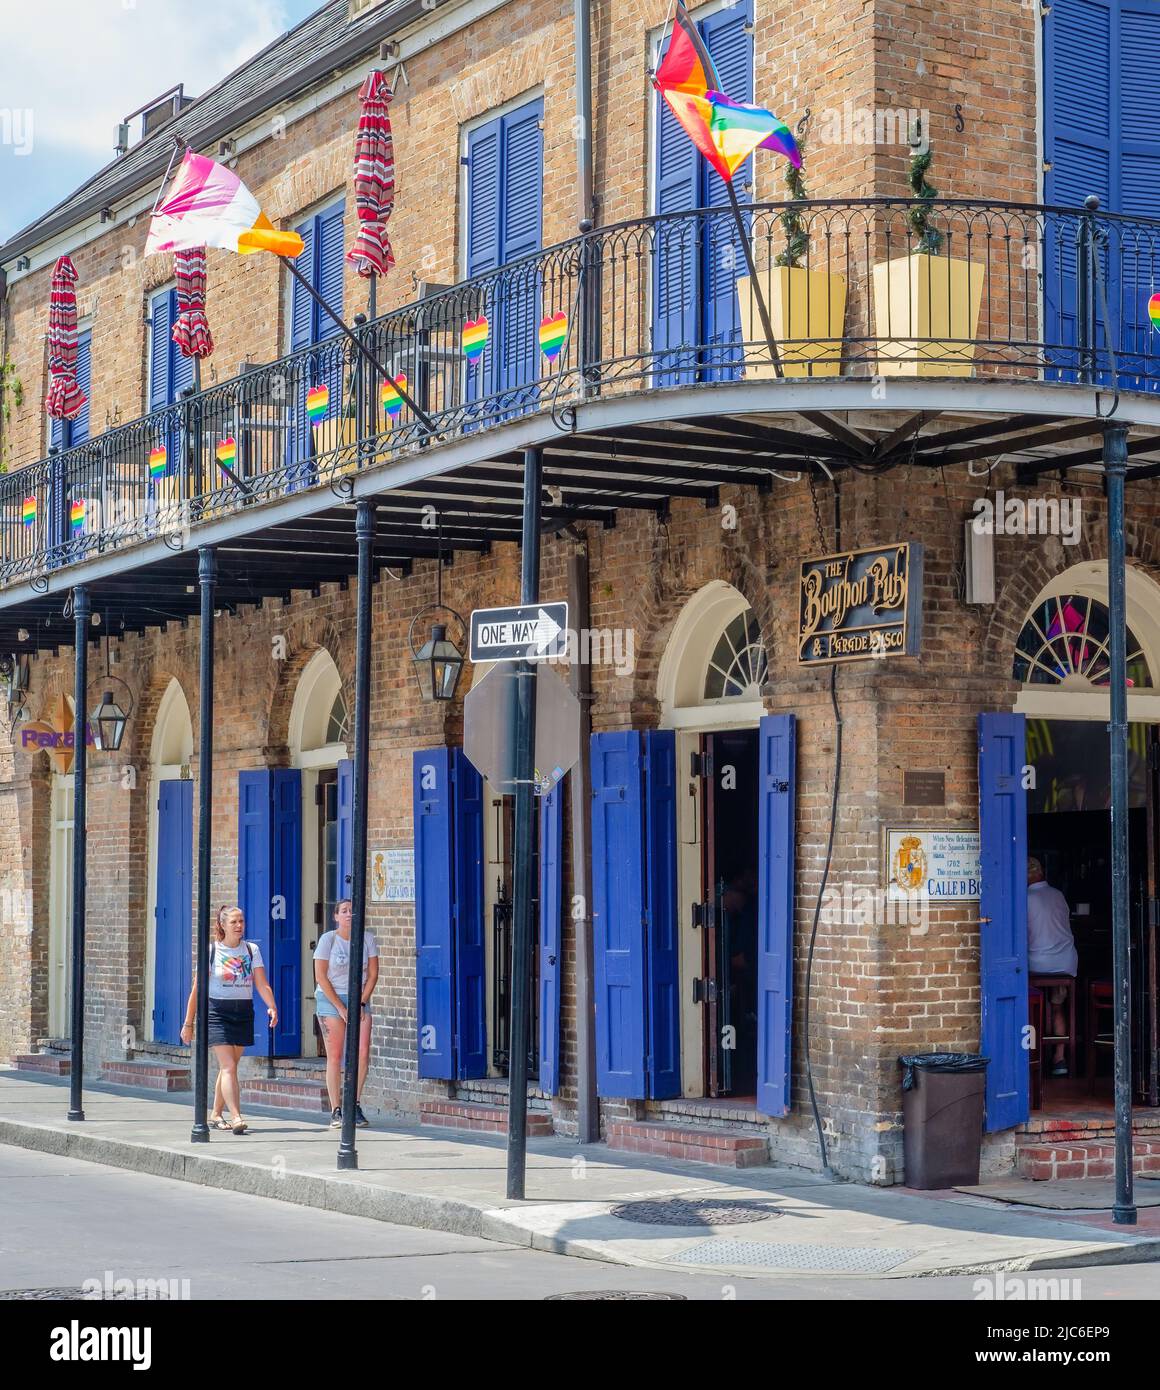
left=0, top=0, right=429, bottom=265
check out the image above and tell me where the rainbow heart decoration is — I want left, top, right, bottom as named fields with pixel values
left=216, top=437, right=238, bottom=469
left=70, top=500, right=86, bottom=535
left=462, top=316, right=489, bottom=362
left=306, top=384, right=330, bottom=422
left=148, top=445, right=167, bottom=478
left=380, top=373, right=407, bottom=420
left=1149, top=293, right=1160, bottom=334
left=539, top=311, right=567, bottom=361
left=21, top=497, right=36, bottom=529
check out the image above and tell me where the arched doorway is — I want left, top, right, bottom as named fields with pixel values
left=144, top=680, right=194, bottom=1043
left=658, top=582, right=769, bottom=1101
left=288, top=649, right=350, bottom=1054
left=1011, top=562, right=1160, bottom=1108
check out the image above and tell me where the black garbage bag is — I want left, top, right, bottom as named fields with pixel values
left=899, top=1052, right=989, bottom=1092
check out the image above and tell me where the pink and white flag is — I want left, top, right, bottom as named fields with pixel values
left=146, top=151, right=304, bottom=259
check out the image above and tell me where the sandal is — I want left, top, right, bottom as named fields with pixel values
left=230, top=1116, right=248, bottom=1135
left=209, top=1115, right=231, bottom=1132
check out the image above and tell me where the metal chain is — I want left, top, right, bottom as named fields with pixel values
left=807, top=469, right=829, bottom=550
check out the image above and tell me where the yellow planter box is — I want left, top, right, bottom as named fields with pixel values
left=738, top=266, right=847, bottom=378
left=311, top=413, right=360, bottom=466
left=871, top=252, right=985, bottom=377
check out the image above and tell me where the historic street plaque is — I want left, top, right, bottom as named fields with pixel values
left=903, top=770, right=946, bottom=807
left=469, top=602, right=568, bottom=663
left=463, top=663, right=580, bottom=795
left=798, top=542, right=923, bottom=666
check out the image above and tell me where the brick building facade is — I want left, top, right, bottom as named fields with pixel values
left=0, top=0, right=1156, bottom=1184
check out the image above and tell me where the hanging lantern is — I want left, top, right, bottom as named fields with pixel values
left=411, top=621, right=465, bottom=703
left=90, top=689, right=129, bottom=752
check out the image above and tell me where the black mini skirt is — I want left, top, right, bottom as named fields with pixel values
left=207, top=997, right=254, bottom=1047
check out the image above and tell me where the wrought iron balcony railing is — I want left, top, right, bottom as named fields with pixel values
left=5, top=197, right=1157, bottom=587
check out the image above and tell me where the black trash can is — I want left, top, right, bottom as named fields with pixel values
left=898, top=1052, right=989, bottom=1189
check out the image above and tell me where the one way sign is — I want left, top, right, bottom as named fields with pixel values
left=470, top=602, right=568, bottom=663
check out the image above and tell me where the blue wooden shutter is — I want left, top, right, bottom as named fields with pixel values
left=414, top=748, right=456, bottom=1077
left=497, top=100, right=543, bottom=409
left=538, top=781, right=564, bottom=1094
left=153, top=779, right=193, bottom=1044
left=644, top=731, right=680, bottom=1098
left=237, top=770, right=273, bottom=1056
left=290, top=215, right=317, bottom=352
left=756, top=713, right=796, bottom=1116
left=50, top=328, right=91, bottom=452
left=467, top=117, right=501, bottom=279
left=148, top=289, right=173, bottom=412
left=653, top=29, right=701, bottom=386
left=271, top=768, right=302, bottom=1056
left=590, top=731, right=647, bottom=1097
left=701, top=2, right=753, bottom=377
left=451, top=747, right=486, bottom=1078
left=336, top=757, right=353, bottom=900
left=316, top=202, right=346, bottom=338
left=978, top=713, right=1029, bottom=1131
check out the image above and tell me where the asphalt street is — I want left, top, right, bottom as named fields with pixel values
left=2, top=1145, right=1159, bottom=1302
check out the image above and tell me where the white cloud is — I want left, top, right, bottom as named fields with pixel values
left=0, top=0, right=319, bottom=239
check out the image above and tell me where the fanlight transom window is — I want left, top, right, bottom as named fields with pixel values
left=326, top=690, right=350, bottom=745
left=1012, top=594, right=1153, bottom=689
left=704, top=609, right=768, bottom=700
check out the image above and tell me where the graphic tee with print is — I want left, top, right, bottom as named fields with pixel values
left=314, top=930, right=378, bottom=995
left=209, top=940, right=264, bottom=1000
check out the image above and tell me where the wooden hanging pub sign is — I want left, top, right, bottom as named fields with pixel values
left=798, top=542, right=923, bottom=666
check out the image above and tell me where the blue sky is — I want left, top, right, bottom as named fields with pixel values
left=0, top=0, right=324, bottom=243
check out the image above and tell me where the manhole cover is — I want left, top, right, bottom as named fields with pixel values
left=545, top=1291, right=688, bottom=1300
left=0, top=1286, right=140, bottom=1301
left=609, top=1197, right=781, bottom=1227
left=663, top=1240, right=918, bottom=1273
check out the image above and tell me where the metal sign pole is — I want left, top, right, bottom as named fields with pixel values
left=507, top=447, right=543, bottom=1200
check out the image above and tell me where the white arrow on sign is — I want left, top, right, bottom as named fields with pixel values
left=531, top=607, right=563, bottom=655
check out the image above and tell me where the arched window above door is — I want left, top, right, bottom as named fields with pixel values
left=704, top=608, right=768, bottom=700
left=657, top=581, right=769, bottom=729
left=1013, top=594, right=1153, bottom=690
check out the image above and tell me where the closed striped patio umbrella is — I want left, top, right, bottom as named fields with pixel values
left=43, top=255, right=87, bottom=421
left=345, top=69, right=396, bottom=283
left=172, top=246, right=214, bottom=359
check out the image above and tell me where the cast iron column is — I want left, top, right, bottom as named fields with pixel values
left=191, top=547, right=216, bottom=1144
left=67, top=585, right=90, bottom=1122
left=1105, top=424, right=1136, bottom=1224
left=338, top=499, right=374, bottom=1170
left=507, top=446, right=543, bottom=1200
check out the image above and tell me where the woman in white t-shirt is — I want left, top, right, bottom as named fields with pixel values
left=313, top=898, right=378, bottom=1129
left=180, top=905, right=278, bottom=1134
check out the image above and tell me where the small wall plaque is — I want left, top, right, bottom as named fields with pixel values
left=904, top=770, right=945, bottom=806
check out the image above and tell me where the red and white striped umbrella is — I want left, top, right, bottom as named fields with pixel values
left=345, top=70, right=396, bottom=279
left=43, top=255, right=87, bottom=421
left=172, top=246, right=214, bottom=358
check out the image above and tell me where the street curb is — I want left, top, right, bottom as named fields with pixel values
left=3, top=1114, right=1159, bottom=1280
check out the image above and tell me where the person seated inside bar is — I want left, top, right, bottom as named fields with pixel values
left=1027, top=856, right=1078, bottom=1077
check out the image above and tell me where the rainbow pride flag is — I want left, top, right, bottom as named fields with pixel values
left=462, top=317, right=489, bottom=362
left=653, top=4, right=799, bottom=181
left=539, top=312, right=567, bottom=361
left=70, top=500, right=85, bottom=535
left=380, top=373, right=407, bottom=420
left=306, top=385, right=330, bottom=422
left=216, top=437, right=238, bottom=469
left=21, top=497, right=36, bottom=529
left=1150, top=293, right=1160, bottom=334
left=145, top=150, right=304, bottom=259
left=148, top=445, right=167, bottom=478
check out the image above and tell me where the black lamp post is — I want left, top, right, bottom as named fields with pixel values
left=407, top=521, right=466, bottom=703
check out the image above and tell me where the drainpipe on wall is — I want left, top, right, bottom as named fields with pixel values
left=568, top=539, right=599, bottom=1144
left=574, top=0, right=594, bottom=231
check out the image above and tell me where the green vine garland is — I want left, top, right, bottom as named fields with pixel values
left=907, top=147, right=944, bottom=255
left=774, top=139, right=809, bottom=269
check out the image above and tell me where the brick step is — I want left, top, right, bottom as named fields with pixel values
left=1019, top=1113, right=1160, bottom=1139
left=606, top=1120, right=770, bottom=1169
left=13, top=1053, right=70, bottom=1076
left=101, top=1061, right=190, bottom=1092
left=240, top=1077, right=331, bottom=1112
left=420, top=1100, right=554, bottom=1136
left=1017, top=1137, right=1160, bottom=1181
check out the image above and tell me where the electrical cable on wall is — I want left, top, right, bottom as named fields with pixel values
left=802, top=460, right=842, bottom=1175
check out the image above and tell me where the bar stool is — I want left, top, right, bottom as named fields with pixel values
left=1086, top=979, right=1115, bottom=1094
left=1028, top=986, right=1044, bottom=1111
left=1030, top=973, right=1077, bottom=1086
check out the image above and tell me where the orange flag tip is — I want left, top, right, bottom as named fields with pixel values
left=238, top=213, right=306, bottom=258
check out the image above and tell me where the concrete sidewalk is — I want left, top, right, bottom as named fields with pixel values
left=3, top=1070, right=1158, bottom=1281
